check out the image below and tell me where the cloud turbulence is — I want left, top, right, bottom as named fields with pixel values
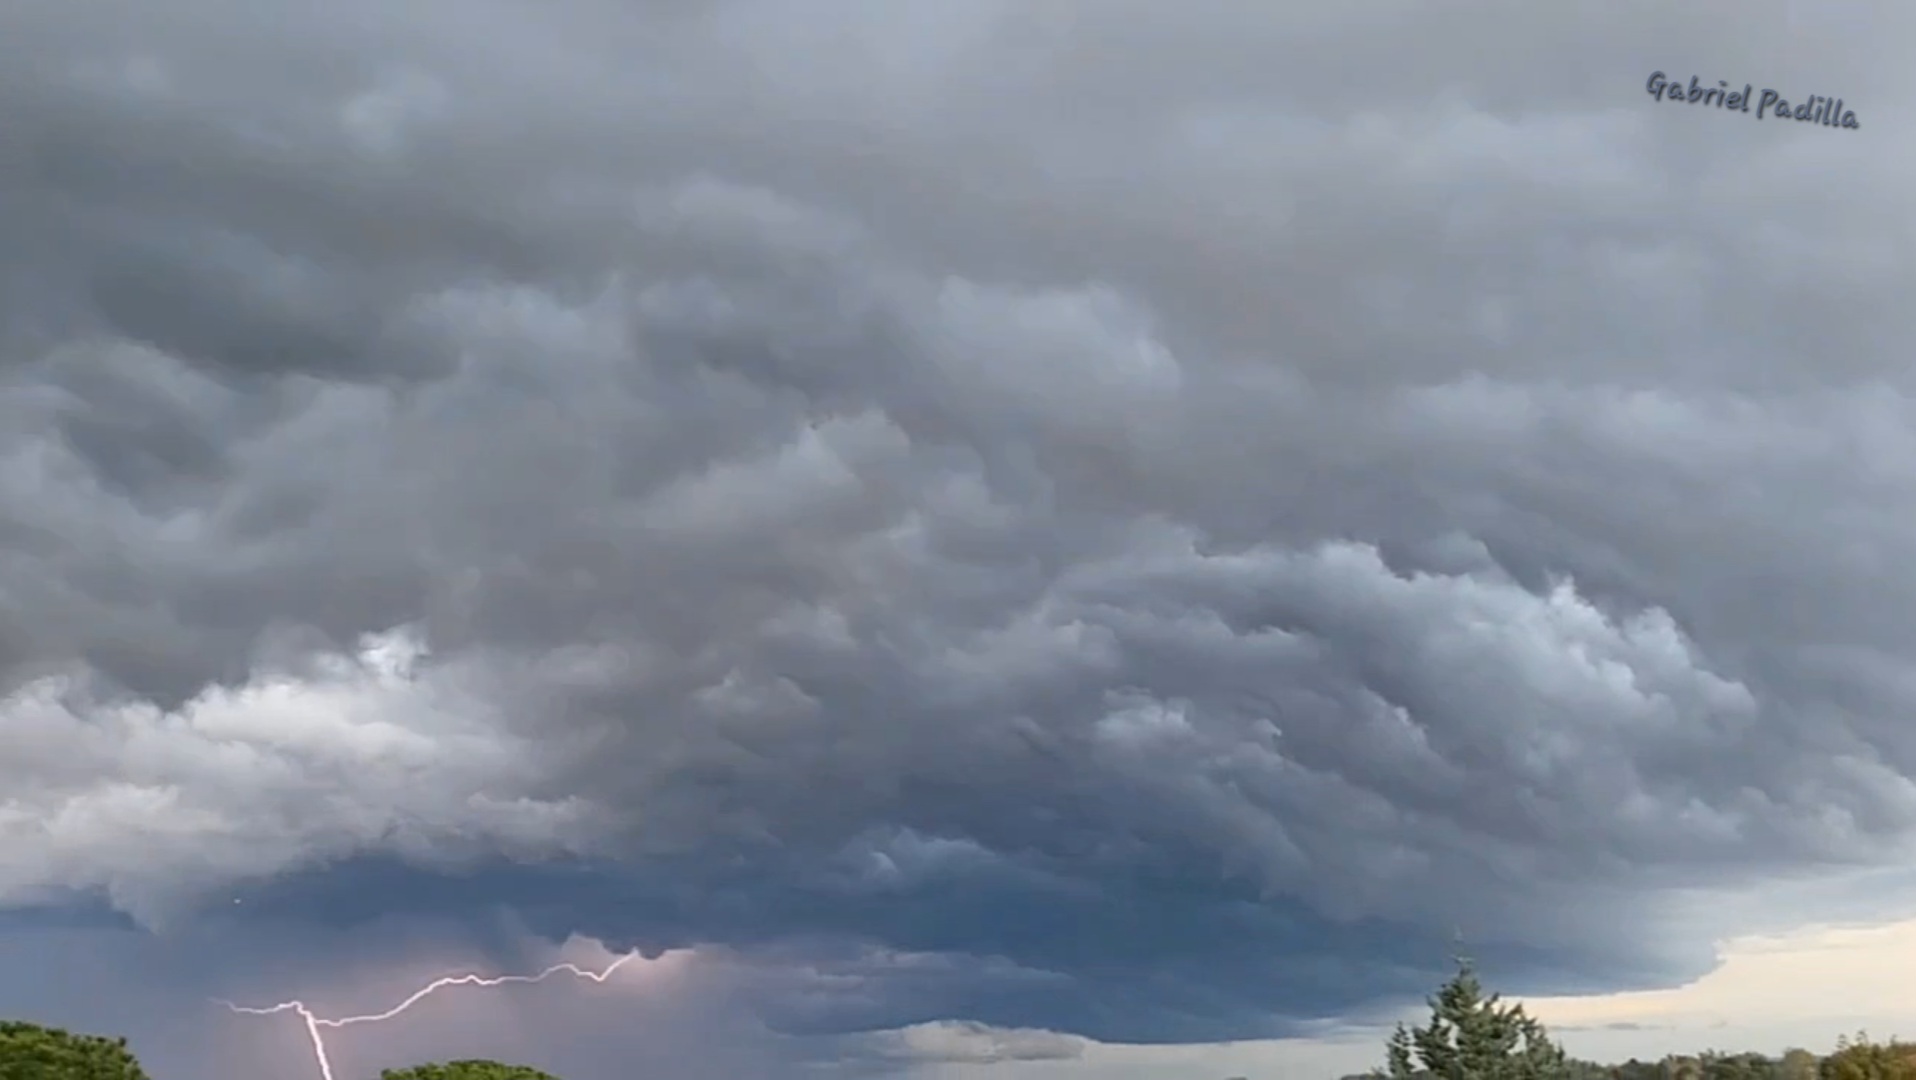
left=3, top=0, right=1916, bottom=1075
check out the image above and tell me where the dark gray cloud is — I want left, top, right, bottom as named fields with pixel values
left=4, top=0, right=1916, bottom=1074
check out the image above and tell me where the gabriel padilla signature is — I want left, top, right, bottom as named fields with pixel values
left=1646, top=72, right=1859, bottom=129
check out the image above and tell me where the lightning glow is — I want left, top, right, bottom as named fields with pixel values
left=218, top=951, right=641, bottom=1080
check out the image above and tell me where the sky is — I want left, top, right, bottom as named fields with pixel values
left=2, top=0, right=1916, bottom=1077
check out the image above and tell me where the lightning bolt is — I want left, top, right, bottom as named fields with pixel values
left=218, top=951, right=640, bottom=1080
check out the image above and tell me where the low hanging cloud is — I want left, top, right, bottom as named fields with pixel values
left=0, top=629, right=601, bottom=924
left=843, top=1021, right=1089, bottom=1067
left=5, top=0, right=1916, bottom=1071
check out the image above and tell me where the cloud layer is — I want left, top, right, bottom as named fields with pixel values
left=6, top=0, right=1916, bottom=1068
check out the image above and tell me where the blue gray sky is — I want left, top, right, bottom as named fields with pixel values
left=3, top=0, right=1916, bottom=1077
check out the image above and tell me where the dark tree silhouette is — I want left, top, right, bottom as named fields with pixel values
left=0, top=1020, right=151, bottom=1080
left=380, top=1060, right=563, bottom=1080
left=1373, top=957, right=1569, bottom=1080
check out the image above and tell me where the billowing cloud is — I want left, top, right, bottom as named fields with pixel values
left=0, top=628, right=599, bottom=924
left=837, top=1021, right=1088, bottom=1068
left=5, top=0, right=1916, bottom=1073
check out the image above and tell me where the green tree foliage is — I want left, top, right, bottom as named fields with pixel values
left=1608, top=1057, right=1665, bottom=1080
left=380, top=1060, right=563, bottom=1080
left=1819, top=1033, right=1916, bottom=1080
left=1666, top=1055, right=1703, bottom=1080
left=1698, top=1050, right=1781, bottom=1080
left=1782, top=1051, right=1822, bottom=1080
left=1374, top=958, right=1571, bottom=1080
left=1351, top=954, right=1916, bottom=1080
left=0, top=1020, right=150, bottom=1080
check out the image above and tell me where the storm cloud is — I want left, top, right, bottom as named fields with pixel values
left=4, top=0, right=1916, bottom=1073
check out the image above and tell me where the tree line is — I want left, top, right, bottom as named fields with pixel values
left=2, top=962, right=1912, bottom=1080
left=1347, top=959, right=1916, bottom=1080
left=0, top=1021, right=561, bottom=1080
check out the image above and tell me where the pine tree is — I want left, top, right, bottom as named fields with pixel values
left=1375, top=957, right=1570, bottom=1080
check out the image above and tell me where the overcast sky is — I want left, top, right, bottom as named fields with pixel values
left=3, top=0, right=1915, bottom=1077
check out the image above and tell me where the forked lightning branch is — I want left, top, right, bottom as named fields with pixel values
left=217, top=953, right=641, bottom=1080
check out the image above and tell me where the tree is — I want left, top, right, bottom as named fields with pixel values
left=381, top=1061, right=563, bottom=1080
left=1612, top=1058, right=1664, bottom=1080
left=0, top=1020, right=150, bottom=1080
left=1374, top=957, right=1571, bottom=1080
left=1781, top=1050, right=1820, bottom=1080
left=1819, top=1033, right=1916, bottom=1080
left=1698, top=1051, right=1779, bottom=1080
